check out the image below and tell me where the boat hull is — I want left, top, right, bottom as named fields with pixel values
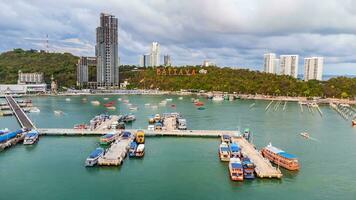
left=261, top=149, right=299, bottom=171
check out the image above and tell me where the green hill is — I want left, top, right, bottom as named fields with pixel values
left=0, top=48, right=78, bottom=87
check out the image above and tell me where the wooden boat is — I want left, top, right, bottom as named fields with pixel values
left=261, top=143, right=299, bottom=171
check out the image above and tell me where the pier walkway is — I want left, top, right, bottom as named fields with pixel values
left=5, top=96, right=35, bottom=129
left=37, top=128, right=238, bottom=137
left=232, top=137, right=282, bottom=179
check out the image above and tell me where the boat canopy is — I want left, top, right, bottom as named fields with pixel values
left=277, top=152, right=297, bottom=159
left=25, top=131, right=38, bottom=138
left=230, top=143, right=240, bottom=152
left=231, top=163, right=242, bottom=169
left=155, top=122, right=162, bottom=126
left=222, top=135, right=230, bottom=139
left=122, top=131, right=131, bottom=137
left=130, top=141, right=137, bottom=148
left=89, top=148, right=104, bottom=158
left=220, top=147, right=229, bottom=152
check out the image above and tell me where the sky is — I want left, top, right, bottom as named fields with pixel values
left=0, top=0, right=356, bottom=75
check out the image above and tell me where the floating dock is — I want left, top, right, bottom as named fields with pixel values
left=98, top=136, right=133, bottom=166
left=232, top=137, right=283, bottom=179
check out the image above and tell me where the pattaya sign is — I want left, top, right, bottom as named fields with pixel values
left=156, top=68, right=196, bottom=76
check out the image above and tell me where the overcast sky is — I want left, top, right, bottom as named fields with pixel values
left=1, top=0, right=356, bottom=75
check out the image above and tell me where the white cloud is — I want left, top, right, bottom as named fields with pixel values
left=0, top=0, right=356, bottom=74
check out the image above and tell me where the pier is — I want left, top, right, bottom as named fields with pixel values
left=5, top=96, right=36, bottom=129
left=98, top=136, right=133, bottom=166
left=232, top=137, right=283, bottom=179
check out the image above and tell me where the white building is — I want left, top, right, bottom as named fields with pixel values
left=280, top=55, right=299, bottom=78
left=304, top=57, right=324, bottom=81
left=150, top=42, right=160, bottom=67
left=263, top=53, right=277, bottom=74
left=17, top=71, right=44, bottom=84
left=0, top=84, right=47, bottom=94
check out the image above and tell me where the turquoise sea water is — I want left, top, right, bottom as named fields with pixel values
left=0, top=95, right=355, bottom=200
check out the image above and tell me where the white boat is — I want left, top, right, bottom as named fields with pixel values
left=103, top=97, right=109, bottom=100
left=82, top=97, right=87, bottom=101
left=300, top=132, right=310, bottom=139
left=23, top=130, right=39, bottom=145
left=85, top=148, right=104, bottom=167
left=65, top=98, right=71, bottom=102
left=178, top=97, right=183, bottom=100
left=147, top=125, right=155, bottom=131
left=151, top=105, right=158, bottom=109
left=129, top=106, right=138, bottom=111
left=107, top=106, right=116, bottom=110
left=166, top=98, right=173, bottom=102
left=30, top=107, right=40, bottom=113
left=123, top=99, right=129, bottom=103
left=117, top=98, right=122, bottom=101
left=127, top=103, right=132, bottom=106
left=54, top=110, right=63, bottom=115
left=212, top=96, right=224, bottom=101
left=91, top=101, right=100, bottom=106
left=135, top=144, right=145, bottom=157
left=159, top=101, right=167, bottom=106
left=144, top=103, right=151, bottom=106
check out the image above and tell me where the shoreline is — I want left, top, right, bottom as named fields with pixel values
left=1, top=90, right=355, bottom=105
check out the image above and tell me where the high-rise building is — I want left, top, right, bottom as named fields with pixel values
left=76, top=56, right=96, bottom=86
left=280, top=55, right=299, bottom=78
left=263, top=53, right=277, bottom=74
left=96, top=13, right=119, bottom=87
left=304, top=57, right=323, bottom=81
left=150, top=42, right=160, bottom=67
left=139, top=54, right=151, bottom=67
left=164, top=54, right=171, bottom=66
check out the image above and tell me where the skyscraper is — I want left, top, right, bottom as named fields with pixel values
left=139, top=54, right=151, bottom=67
left=163, top=54, right=171, bottom=66
left=304, top=57, right=324, bottom=81
left=150, top=42, right=160, bottom=67
left=96, top=13, right=119, bottom=87
left=280, top=55, right=299, bottom=78
left=263, top=53, right=277, bottom=74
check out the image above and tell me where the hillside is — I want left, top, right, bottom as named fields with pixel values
left=122, top=66, right=356, bottom=98
left=0, top=49, right=78, bottom=87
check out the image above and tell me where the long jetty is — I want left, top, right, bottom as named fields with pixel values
left=5, top=96, right=36, bottom=129
left=232, top=137, right=282, bottom=179
left=98, top=136, right=133, bottom=166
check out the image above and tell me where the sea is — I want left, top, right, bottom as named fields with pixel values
left=0, top=95, right=355, bottom=200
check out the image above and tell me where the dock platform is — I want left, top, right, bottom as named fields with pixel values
left=98, top=136, right=133, bottom=166
left=232, top=137, right=282, bottom=179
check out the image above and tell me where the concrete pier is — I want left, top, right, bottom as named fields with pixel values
left=98, top=136, right=133, bottom=166
left=232, top=137, right=283, bottom=179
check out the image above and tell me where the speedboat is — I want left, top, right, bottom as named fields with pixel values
left=85, top=148, right=104, bottom=167
left=129, top=141, right=137, bottom=157
left=91, top=101, right=100, bottom=106
left=54, top=110, right=63, bottom=115
left=0, top=128, right=9, bottom=135
left=300, top=132, right=310, bottom=139
left=23, top=130, right=39, bottom=145
left=30, top=107, right=40, bottom=113
left=212, top=96, right=224, bottom=101
left=135, top=144, right=145, bottom=157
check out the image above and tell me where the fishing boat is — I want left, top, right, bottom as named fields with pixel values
left=85, top=148, right=104, bottom=167
left=154, top=114, right=161, bottom=122
left=194, top=101, right=204, bottom=106
left=144, top=103, right=150, bottom=106
left=229, top=143, right=241, bottom=158
left=117, top=98, right=122, bottom=101
left=122, top=114, right=136, bottom=122
left=0, top=128, right=9, bottom=135
left=54, top=110, right=63, bottom=115
left=103, top=101, right=115, bottom=107
left=242, top=157, right=255, bottom=179
left=129, top=106, right=138, bottom=111
left=228, top=158, right=244, bottom=181
left=103, top=97, right=109, bottom=100
left=352, top=119, right=356, bottom=126
left=99, top=133, right=116, bottom=145
left=74, top=124, right=88, bottom=130
left=23, top=130, right=39, bottom=145
left=261, top=143, right=300, bottom=171
left=135, top=144, right=145, bottom=157
left=212, top=96, right=224, bottom=101
left=219, top=142, right=230, bottom=161
left=166, top=98, right=173, bottom=101
left=171, top=104, right=176, bottom=108
left=221, top=134, right=231, bottom=143
left=129, top=141, right=137, bottom=157
left=91, top=101, right=100, bottom=106
left=123, top=99, right=129, bottom=103
left=106, top=106, right=116, bottom=110
left=300, top=132, right=310, bottom=139
left=178, top=97, right=183, bottom=100
left=65, top=98, right=71, bottom=102
left=197, top=107, right=206, bottom=110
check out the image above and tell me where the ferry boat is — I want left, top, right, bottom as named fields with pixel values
left=129, top=141, right=137, bottom=157
left=136, top=130, right=145, bottom=144
left=261, top=143, right=300, bottom=171
left=0, top=128, right=9, bottom=135
left=221, top=134, right=231, bottom=143
left=228, top=158, right=244, bottom=181
left=23, top=130, right=39, bottom=145
left=85, top=148, right=104, bottom=167
left=242, top=157, right=255, bottom=179
left=135, top=144, right=145, bottom=157
left=99, top=133, right=116, bottom=145
left=219, top=142, right=230, bottom=161
left=229, top=143, right=241, bottom=158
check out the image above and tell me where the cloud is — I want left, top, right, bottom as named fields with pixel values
left=0, top=0, right=356, bottom=75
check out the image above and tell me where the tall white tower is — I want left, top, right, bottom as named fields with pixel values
left=304, top=57, right=324, bottom=81
left=150, top=42, right=160, bottom=67
left=280, top=55, right=299, bottom=78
